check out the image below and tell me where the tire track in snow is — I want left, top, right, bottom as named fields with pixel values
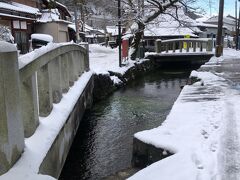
left=219, top=99, right=240, bottom=180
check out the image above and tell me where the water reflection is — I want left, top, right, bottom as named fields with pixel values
left=60, top=69, right=191, bottom=180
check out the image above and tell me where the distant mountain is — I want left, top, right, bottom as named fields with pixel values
left=57, top=0, right=117, bottom=29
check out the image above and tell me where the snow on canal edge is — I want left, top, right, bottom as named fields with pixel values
left=129, top=49, right=240, bottom=180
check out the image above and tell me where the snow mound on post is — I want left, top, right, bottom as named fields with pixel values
left=0, top=41, right=17, bottom=52
left=31, top=34, right=53, bottom=42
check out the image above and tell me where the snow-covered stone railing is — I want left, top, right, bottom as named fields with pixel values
left=0, top=41, right=89, bottom=175
left=155, top=38, right=214, bottom=54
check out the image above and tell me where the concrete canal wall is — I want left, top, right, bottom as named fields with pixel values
left=39, top=76, right=94, bottom=178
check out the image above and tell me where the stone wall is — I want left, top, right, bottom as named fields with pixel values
left=93, top=60, right=158, bottom=102
left=132, top=138, right=173, bottom=168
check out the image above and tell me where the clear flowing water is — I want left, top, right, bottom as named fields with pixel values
left=59, top=69, right=192, bottom=180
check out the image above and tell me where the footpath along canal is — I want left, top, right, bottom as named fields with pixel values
left=59, top=68, right=196, bottom=180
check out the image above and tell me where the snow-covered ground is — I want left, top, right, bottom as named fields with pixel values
left=0, top=43, right=148, bottom=180
left=128, top=48, right=240, bottom=180
left=89, top=44, right=148, bottom=75
left=89, top=44, right=150, bottom=85
left=3, top=42, right=240, bottom=180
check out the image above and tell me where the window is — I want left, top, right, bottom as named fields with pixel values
left=20, top=21, right=27, bottom=30
left=13, top=21, right=27, bottom=30
left=13, top=21, right=20, bottom=29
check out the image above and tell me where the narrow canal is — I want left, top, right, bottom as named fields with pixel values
left=59, top=68, right=193, bottom=180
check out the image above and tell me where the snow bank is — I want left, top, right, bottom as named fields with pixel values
left=129, top=48, right=240, bottom=180
left=0, top=41, right=17, bottom=52
left=130, top=71, right=227, bottom=180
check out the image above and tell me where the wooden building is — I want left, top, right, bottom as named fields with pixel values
left=0, top=0, right=71, bottom=54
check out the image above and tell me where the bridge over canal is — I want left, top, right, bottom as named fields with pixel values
left=0, top=41, right=93, bottom=179
left=147, top=38, right=215, bottom=65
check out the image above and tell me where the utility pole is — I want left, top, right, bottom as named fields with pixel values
left=236, top=1, right=240, bottom=50
left=79, top=1, right=85, bottom=42
left=74, top=6, right=80, bottom=42
left=215, top=0, right=224, bottom=57
left=118, top=0, right=122, bottom=67
left=209, top=0, right=212, bottom=16
left=236, top=0, right=238, bottom=49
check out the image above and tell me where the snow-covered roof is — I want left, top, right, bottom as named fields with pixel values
left=195, top=22, right=219, bottom=28
left=194, top=22, right=228, bottom=29
left=144, top=26, right=198, bottom=37
left=0, top=2, right=41, bottom=15
left=196, top=16, right=211, bottom=23
left=37, top=9, right=71, bottom=24
left=55, top=1, right=71, bottom=17
left=38, top=9, right=60, bottom=22
left=142, top=7, right=200, bottom=37
left=85, top=24, right=94, bottom=31
left=106, top=26, right=120, bottom=36
left=204, top=17, right=235, bottom=32
left=0, top=12, right=36, bottom=21
left=68, top=23, right=104, bottom=34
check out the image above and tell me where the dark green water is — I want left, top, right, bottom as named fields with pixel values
left=59, top=69, right=191, bottom=180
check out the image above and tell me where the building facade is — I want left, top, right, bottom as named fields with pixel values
left=0, top=0, right=71, bottom=54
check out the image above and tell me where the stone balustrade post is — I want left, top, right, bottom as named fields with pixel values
left=85, top=44, right=90, bottom=71
left=67, top=52, right=75, bottom=86
left=0, top=42, right=24, bottom=175
left=60, top=54, right=70, bottom=93
left=75, top=51, right=82, bottom=76
left=155, top=39, right=162, bottom=53
left=186, top=41, right=190, bottom=52
left=173, top=42, right=176, bottom=53
left=193, top=42, right=196, bottom=52
left=71, top=51, right=80, bottom=80
left=38, top=64, right=53, bottom=117
left=179, top=41, right=183, bottom=52
left=200, top=42, right=203, bottom=52
left=207, top=39, right=213, bottom=52
left=79, top=42, right=90, bottom=71
left=20, top=73, right=39, bottom=137
left=79, top=52, right=85, bottom=74
left=165, top=43, right=169, bottom=53
left=49, top=56, right=62, bottom=104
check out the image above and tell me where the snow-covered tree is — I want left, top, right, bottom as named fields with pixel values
left=122, top=0, right=200, bottom=60
left=0, top=26, right=14, bottom=43
left=58, top=0, right=200, bottom=59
